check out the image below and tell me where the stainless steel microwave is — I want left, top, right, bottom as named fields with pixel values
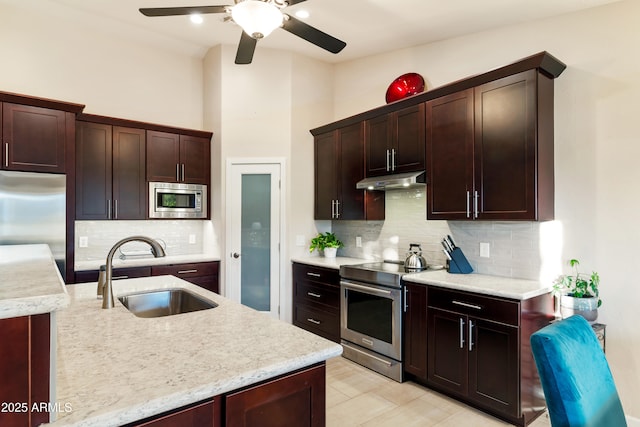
left=149, top=182, right=207, bottom=219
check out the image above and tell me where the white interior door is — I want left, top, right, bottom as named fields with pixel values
left=226, top=161, right=282, bottom=318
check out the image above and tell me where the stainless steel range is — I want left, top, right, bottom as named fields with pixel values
left=339, top=261, right=412, bottom=382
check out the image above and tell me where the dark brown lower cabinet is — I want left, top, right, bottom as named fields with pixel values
left=423, top=286, right=553, bottom=426
left=403, top=282, right=428, bottom=382
left=125, top=363, right=325, bottom=427
left=225, top=363, right=326, bottom=427
left=0, top=314, right=50, bottom=427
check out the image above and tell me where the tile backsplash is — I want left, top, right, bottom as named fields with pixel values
left=332, top=188, right=559, bottom=282
left=75, top=220, right=218, bottom=264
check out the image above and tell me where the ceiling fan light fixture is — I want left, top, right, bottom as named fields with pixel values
left=232, top=0, right=283, bottom=39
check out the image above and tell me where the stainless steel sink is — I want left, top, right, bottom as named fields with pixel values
left=118, top=288, right=218, bottom=318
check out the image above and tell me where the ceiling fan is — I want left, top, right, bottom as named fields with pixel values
left=139, top=0, right=347, bottom=64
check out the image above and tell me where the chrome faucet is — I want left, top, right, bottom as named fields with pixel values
left=101, top=236, right=166, bottom=309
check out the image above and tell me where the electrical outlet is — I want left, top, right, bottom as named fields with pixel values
left=356, top=236, right=362, bottom=248
left=79, top=236, right=88, bottom=248
left=296, top=235, right=306, bottom=247
left=188, top=234, right=196, bottom=244
left=480, top=242, right=490, bottom=258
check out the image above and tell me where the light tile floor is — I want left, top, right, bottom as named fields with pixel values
left=326, top=356, right=552, bottom=427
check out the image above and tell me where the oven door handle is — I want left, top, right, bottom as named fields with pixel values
left=341, top=281, right=392, bottom=296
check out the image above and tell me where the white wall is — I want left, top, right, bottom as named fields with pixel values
left=331, top=0, right=640, bottom=417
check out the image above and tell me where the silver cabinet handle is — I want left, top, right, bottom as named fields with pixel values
left=4, top=142, right=8, bottom=167
left=176, top=164, right=180, bottom=182
left=452, top=300, right=482, bottom=310
left=468, top=320, right=475, bottom=351
left=306, top=318, right=321, bottom=325
left=181, top=164, right=185, bottom=182
left=334, top=200, right=340, bottom=218
left=331, top=200, right=336, bottom=218
left=112, top=275, right=129, bottom=280
left=474, top=190, right=479, bottom=219
left=306, top=272, right=321, bottom=278
left=178, top=269, right=198, bottom=274
left=307, top=292, right=322, bottom=298
left=107, top=199, right=112, bottom=219
left=114, top=199, right=118, bottom=220
left=386, top=149, right=390, bottom=171
left=391, top=148, right=396, bottom=171
left=466, top=191, right=471, bottom=218
left=459, top=317, right=466, bottom=349
left=403, top=286, right=408, bottom=313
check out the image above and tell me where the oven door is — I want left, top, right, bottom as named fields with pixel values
left=340, top=279, right=402, bottom=361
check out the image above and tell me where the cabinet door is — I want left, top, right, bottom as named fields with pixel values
left=427, top=308, right=467, bottom=396
left=468, top=318, right=519, bottom=418
left=474, top=70, right=537, bottom=220
left=393, top=103, right=425, bottom=174
left=365, top=114, right=392, bottom=177
left=426, top=90, right=474, bottom=220
left=113, top=127, right=146, bottom=219
left=180, top=135, right=210, bottom=184
left=147, top=130, right=180, bottom=183
left=337, top=122, right=366, bottom=220
left=76, top=122, right=112, bottom=220
left=313, top=131, right=338, bottom=220
left=225, top=363, right=325, bottom=427
left=130, top=399, right=219, bottom=427
left=2, top=103, right=67, bottom=173
left=403, top=283, right=428, bottom=382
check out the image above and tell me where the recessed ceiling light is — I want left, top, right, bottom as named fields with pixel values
left=295, top=10, right=310, bottom=19
left=190, top=14, right=204, bottom=24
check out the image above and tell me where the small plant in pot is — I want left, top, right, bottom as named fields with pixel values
left=309, top=232, right=343, bottom=258
left=552, top=259, right=601, bottom=323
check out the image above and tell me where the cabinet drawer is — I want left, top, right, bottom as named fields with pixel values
left=294, top=280, right=339, bottom=310
left=293, top=305, right=339, bottom=341
left=428, top=287, right=520, bottom=326
left=74, top=266, right=151, bottom=283
left=292, top=263, right=340, bottom=285
left=151, top=262, right=219, bottom=279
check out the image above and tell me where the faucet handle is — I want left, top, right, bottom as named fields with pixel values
left=97, top=265, right=107, bottom=299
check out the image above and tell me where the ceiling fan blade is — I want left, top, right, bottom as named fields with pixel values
left=281, top=15, right=346, bottom=54
left=235, top=32, right=258, bottom=64
left=139, top=6, right=229, bottom=17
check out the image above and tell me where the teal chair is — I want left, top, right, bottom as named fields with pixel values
left=530, top=315, right=626, bottom=427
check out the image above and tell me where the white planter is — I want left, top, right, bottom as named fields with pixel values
left=323, top=247, right=337, bottom=258
left=560, top=294, right=599, bottom=323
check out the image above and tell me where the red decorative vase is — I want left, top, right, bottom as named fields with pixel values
left=385, top=73, right=425, bottom=104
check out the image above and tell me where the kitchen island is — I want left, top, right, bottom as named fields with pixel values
left=47, top=276, right=342, bottom=426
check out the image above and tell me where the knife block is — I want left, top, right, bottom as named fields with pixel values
left=447, top=247, right=474, bottom=274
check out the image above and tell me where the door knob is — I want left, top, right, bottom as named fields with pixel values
left=232, top=252, right=241, bottom=258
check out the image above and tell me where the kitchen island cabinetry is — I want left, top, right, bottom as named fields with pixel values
left=313, top=123, right=384, bottom=220
left=146, top=131, right=210, bottom=185
left=365, top=103, right=425, bottom=177
left=74, top=266, right=152, bottom=284
left=427, top=69, right=555, bottom=221
left=292, top=262, right=341, bottom=343
left=75, top=121, right=146, bottom=220
left=151, top=261, right=219, bottom=293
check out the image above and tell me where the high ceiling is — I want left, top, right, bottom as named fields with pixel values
left=10, top=0, right=622, bottom=62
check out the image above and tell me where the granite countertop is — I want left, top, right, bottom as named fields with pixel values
left=48, top=276, right=342, bottom=427
left=291, top=256, right=369, bottom=270
left=75, top=253, right=221, bottom=272
left=404, top=269, right=551, bottom=300
left=0, top=244, right=69, bottom=319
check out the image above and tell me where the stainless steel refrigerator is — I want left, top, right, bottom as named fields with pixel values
left=0, top=170, right=66, bottom=276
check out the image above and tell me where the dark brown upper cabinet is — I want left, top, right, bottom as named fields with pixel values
left=314, top=123, right=384, bottom=220
left=1, top=103, right=74, bottom=174
left=146, top=131, right=210, bottom=185
left=76, top=121, right=146, bottom=220
left=365, top=103, right=425, bottom=177
left=427, top=69, right=555, bottom=221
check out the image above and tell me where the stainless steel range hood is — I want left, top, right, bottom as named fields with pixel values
left=356, top=171, right=426, bottom=190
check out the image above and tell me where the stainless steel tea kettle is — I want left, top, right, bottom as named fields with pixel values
left=405, top=243, right=428, bottom=271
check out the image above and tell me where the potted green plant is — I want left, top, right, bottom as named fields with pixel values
left=309, top=232, right=343, bottom=258
left=552, top=259, right=601, bottom=323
